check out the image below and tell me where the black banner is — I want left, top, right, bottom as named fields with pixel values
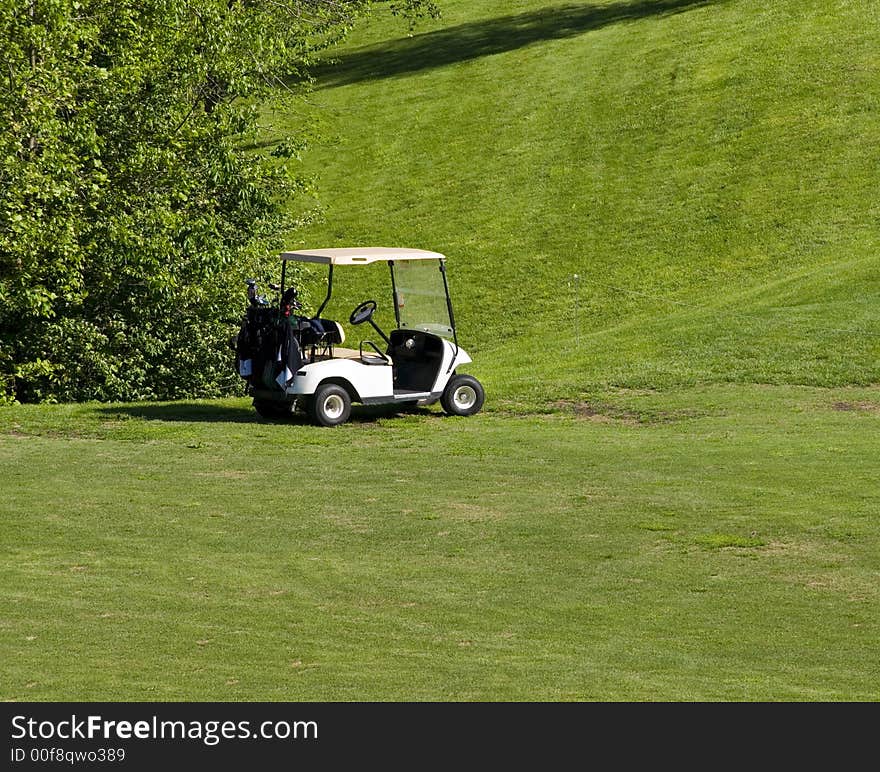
left=0, top=701, right=869, bottom=768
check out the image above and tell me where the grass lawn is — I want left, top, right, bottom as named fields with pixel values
left=3, top=0, right=879, bottom=702
left=2, top=384, right=878, bottom=701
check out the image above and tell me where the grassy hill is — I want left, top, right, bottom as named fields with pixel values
left=274, top=0, right=879, bottom=404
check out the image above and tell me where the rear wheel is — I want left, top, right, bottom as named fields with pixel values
left=311, top=383, right=352, bottom=427
left=441, top=374, right=485, bottom=417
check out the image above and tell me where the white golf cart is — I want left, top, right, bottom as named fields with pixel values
left=234, top=247, right=485, bottom=426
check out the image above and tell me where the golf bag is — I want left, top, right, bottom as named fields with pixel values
left=236, top=304, right=304, bottom=391
left=236, top=307, right=280, bottom=389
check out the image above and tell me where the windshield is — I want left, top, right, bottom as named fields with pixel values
left=392, top=259, right=454, bottom=337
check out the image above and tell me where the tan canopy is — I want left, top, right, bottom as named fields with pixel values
left=280, top=247, right=445, bottom=265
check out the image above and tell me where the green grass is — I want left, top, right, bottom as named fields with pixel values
left=275, top=0, right=879, bottom=397
left=2, top=385, right=879, bottom=700
left=4, top=0, right=880, bottom=701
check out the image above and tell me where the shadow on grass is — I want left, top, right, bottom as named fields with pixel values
left=99, top=402, right=442, bottom=425
left=99, top=403, right=259, bottom=424
left=312, top=0, right=718, bottom=89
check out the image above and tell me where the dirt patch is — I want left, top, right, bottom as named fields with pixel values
left=552, top=400, right=707, bottom=425
left=786, top=571, right=877, bottom=600
left=194, top=470, right=251, bottom=479
left=446, top=501, right=503, bottom=521
left=832, top=401, right=880, bottom=413
left=555, top=401, right=641, bottom=424
left=763, top=540, right=850, bottom=563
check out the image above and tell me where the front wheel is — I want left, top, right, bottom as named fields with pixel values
left=310, top=383, right=352, bottom=427
left=441, top=374, right=485, bottom=417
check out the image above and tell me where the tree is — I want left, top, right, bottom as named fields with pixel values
left=0, top=0, right=438, bottom=403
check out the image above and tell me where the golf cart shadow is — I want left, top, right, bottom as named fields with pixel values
left=99, top=402, right=443, bottom=425
left=99, top=403, right=259, bottom=423
left=278, top=403, right=443, bottom=425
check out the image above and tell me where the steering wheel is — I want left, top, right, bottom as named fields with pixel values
left=349, top=299, right=377, bottom=325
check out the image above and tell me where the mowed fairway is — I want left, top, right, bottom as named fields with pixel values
left=2, top=385, right=878, bottom=701
left=3, top=0, right=880, bottom=702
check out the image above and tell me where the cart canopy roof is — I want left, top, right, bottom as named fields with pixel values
left=280, top=247, right=445, bottom=265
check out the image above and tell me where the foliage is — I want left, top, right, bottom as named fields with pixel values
left=0, top=0, right=438, bottom=402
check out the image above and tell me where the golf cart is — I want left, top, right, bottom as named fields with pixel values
left=234, top=247, right=485, bottom=426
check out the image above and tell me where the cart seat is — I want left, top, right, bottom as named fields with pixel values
left=300, top=319, right=345, bottom=347
left=332, top=347, right=363, bottom=360
left=335, top=347, right=392, bottom=364
left=309, top=347, right=392, bottom=365
left=316, top=319, right=345, bottom=345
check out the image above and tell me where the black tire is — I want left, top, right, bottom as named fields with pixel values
left=310, top=383, right=352, bottom=427
left=253, top=398, right=292, bottom=420
left=441, top=374, right=485, bottom=417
